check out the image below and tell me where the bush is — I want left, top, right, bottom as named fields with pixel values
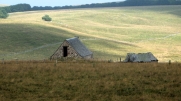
left=42, top=15, right=52, bottom=21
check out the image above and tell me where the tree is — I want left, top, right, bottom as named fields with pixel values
left=2, top=6, right=11, bottom=13
left=0, top=9, right=9, bottom=18
left=42, top=15, right=52, bottom=21
left=10, top=4, right=31, bottom=12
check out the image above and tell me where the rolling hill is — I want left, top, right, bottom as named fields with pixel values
left=0, top=5, right=181, bottom=62
left=0, top=4, right=8, bottom=7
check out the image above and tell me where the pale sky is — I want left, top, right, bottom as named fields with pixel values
left=0, top=0, right=125, bottom=7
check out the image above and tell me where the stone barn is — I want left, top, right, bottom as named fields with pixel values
left=50, top=37, right=93, bottom=60
left=124, top=52, right=158, bottom=63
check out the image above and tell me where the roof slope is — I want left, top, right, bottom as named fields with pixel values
left=66, top=37, right=92, bottom=57
left=136, top=52, right=158, bottom=62
left=124, top=52, right=158, bottom=62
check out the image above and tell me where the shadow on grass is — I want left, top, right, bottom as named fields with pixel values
left=0, top=23, right=75, bottom=52
left=0, top=23, right=133, bottom=60
left=0, top=24, right=126, bottom=59
left=0, top=23, right=77, bottom=59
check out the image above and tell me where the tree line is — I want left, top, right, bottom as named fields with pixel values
left=31, top=0, right=181, bottom=10
left=0, top=4, right=31, bottom=18
left=1, top=0, right=181, bottom=18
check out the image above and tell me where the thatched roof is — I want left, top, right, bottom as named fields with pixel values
left=66, top=37, right=93, bottom=57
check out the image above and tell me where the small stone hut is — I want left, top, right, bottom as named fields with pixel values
left=124, top=52, right=158, bottom=63
left=50, top=37, right=93, bottom=60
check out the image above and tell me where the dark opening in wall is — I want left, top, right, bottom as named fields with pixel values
left=63, top=46, right=68, bottom=57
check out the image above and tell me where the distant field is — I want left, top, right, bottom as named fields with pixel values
left=0, top=61, right=181, bottom=100
left=0, top=5, right=181, bottom=62
left=0, top=4, right=8, bottom=7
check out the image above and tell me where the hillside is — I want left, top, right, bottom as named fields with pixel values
left=0, top=4, right=8, bottom=7
left=0, top=5, right=181, bottom=62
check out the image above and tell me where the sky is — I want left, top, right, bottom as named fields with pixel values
left=0, top=0, right=125, bottom=7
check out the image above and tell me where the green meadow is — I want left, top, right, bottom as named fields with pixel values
left=0, top=5, right=181, bottom=62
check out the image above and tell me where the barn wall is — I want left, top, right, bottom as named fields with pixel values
left=50, top=41, right=81, bottom=60
left=83, top=54, right=93, bottom=59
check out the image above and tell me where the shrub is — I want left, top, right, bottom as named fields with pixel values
left=42, top=15, right=52, bottom=21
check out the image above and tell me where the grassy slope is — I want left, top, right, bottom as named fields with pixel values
left=0, top=62, right=181, bottom=101
left=0, top=4, right=8, bottom=7
left=0, top=5, right=181, bottom=62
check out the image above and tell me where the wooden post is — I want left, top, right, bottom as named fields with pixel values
left=54, top=59, right=57, bottom=67
left=169, top=60, right=171, bottom=65
left=2, top=58, right=4, bottom=64
left=15, top=58, right=18, bottom=64
left=120, top=57, right=122, bottom=62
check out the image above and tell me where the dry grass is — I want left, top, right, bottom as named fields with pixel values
left=0, top=4, right=8, bottom=7
left=0, top=5, right=181, bottom=62
left=0, top=61, right=181, bottom=101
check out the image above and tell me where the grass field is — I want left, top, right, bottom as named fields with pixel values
left=0, top=4, right=8, bottom=7
left=0, top=61, right=181, bottom=101
left=0, top=5, right=181, bottom=62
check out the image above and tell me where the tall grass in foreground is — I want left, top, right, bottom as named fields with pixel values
left=0, top=61, right=181, bottom=101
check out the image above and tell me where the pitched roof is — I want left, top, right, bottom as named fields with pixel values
left=137, top=52, right=158, bottom=62
left=66, top=37, right=92, bottom=57
left=124, top=52, right=158, bottom=62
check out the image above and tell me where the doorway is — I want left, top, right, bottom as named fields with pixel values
left=63, top=46, right=68, bottom=57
